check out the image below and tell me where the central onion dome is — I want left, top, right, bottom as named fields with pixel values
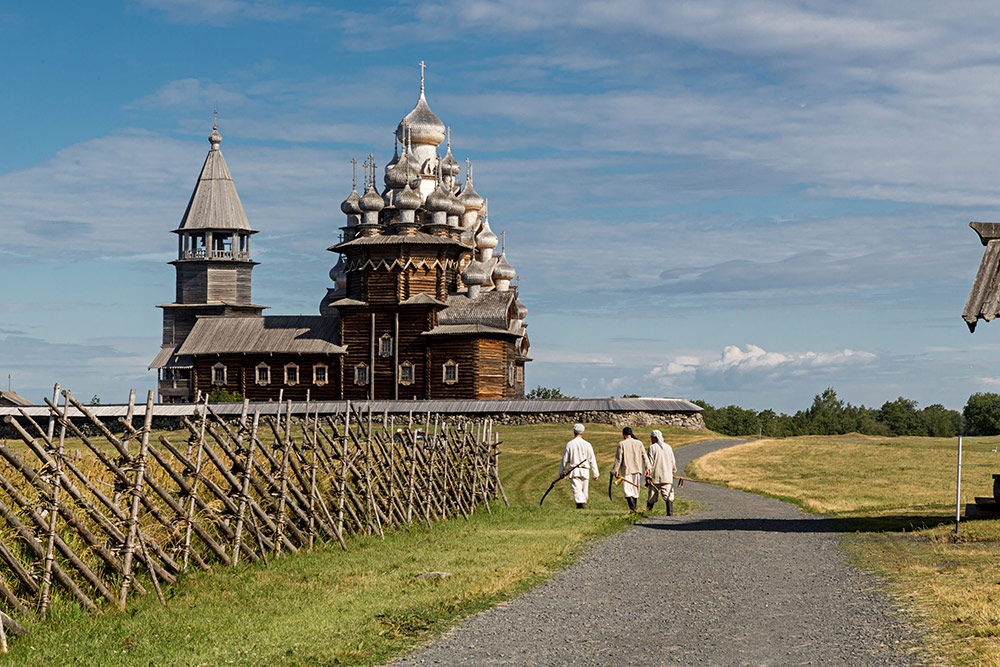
left=395, top=91, right=445, bottom=147
left=424, top=183, right=451, bottom=212
left=395, top=181, right=422, bottom=210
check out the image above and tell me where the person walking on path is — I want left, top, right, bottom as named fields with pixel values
left=646, top=429, right=677, bottom=515
left=612, top=426, right=650, bottom=513
left=560, top=424, right=599, bottom=509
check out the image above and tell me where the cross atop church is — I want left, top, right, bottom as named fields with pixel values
left=420, top=60, right=425, bottom=94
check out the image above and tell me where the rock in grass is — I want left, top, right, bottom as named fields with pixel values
left=415, top=571, right=451, bottom=579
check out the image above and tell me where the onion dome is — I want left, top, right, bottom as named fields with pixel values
left=424, top=183, right=451, bottom=212
left=492, top=253, right=516, bottom=282
left=395, top=91, right=445, bottom=147
left=458, top=162, right=484, bottom=211
left=447, top=191, right=465, bottom=218
left=476, top=218, right=498, bottom=251
left=441, top=128, right=460, bottom=177
left=395, top=181, right=422, bottom=210
left=515, top=298, right=528, bottom=320
left=462, top=259, right=490, bottom=286
left=359, top=184, right=385, bottom=212
left=329, top=254, right=347, bottom=290
left=209, top=125, right=222, bottom=150
left=341, top=188, right=362, bottom=215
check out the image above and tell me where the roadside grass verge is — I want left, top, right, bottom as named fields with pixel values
left=5, top=422, right=715, bottom=665
left=690, top=434, right=1000, bottom=666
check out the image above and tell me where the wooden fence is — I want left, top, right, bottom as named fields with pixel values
left=0, top=387, right=506, bottom=652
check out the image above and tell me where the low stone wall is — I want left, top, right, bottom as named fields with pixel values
left=463, top=411, right=705, bottom=430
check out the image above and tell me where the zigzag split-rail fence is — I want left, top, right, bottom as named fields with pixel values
left=0, top=387, right=506, bottom=652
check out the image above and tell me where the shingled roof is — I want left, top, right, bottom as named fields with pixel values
left=963, top=222, right=1000, bottom=331
left=177, top=316, right=346, bottom=355
left=175, top=128, right=253, bottom=233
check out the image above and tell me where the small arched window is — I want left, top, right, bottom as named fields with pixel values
left=508, top=362, right=516, bottom=387
left=313, top=363, right=328, bottom=386
left=354, top=363, right=369, bottom=386
left=442, top=360, right=458, bottom=385
left=284, top=363, right=299, bottom=386
left=398, top=361, right=414, bottom=386
left=211, top=362, right=227, bottom=386
left=256, top=363, right=270, bottom=386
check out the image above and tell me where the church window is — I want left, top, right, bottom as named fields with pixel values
left=508, top=362, right=516, bottom=387
left=354, top=363, right=369, bottom=386
left=211, top=363, right=227, bottom=386
left=516, top=366, right=524, bottom=384
left=379, top=333, right=394, bottom=358
left=442, top=360, right=458, bottom=385
left=284, top=363, right=299, bottom=386
left=313, top=364, right=328, bottom=386
left=256, top=363, right=270, bottom=386
left=399, top=361, right=414, bottom=386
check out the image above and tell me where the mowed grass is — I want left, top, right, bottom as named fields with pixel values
left=690, top=433, right=1000, bottom=666
left=5, top=422, right=715, bottom=666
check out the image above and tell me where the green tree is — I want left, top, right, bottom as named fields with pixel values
left=919, top=403, right=963, bottom=437
left=963, top=393, right=1000, bottom=435
left=525, top=386, right=577, bottom=399
left=207, top=388, right=244, bottom=403
left=877, top=397, right=922, bottom=436
left=806, top=388, right=848, bottom=435
left=89, top=394, right=101, bottom=406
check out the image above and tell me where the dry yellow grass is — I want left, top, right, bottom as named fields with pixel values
left=690, top=434, right=1000, bottom=666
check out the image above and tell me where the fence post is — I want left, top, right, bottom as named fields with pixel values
left=119, top=390, right=154, bottom=611
left=955, top=436, right=963, bottom=533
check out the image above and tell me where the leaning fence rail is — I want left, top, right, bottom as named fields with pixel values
left=0, top=388, right=506, bottom=651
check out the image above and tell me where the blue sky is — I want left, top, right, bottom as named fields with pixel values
left=2, top=1, right=1000, bottom=412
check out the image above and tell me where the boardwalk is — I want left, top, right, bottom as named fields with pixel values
left=393, top=439, right=919, bottom=666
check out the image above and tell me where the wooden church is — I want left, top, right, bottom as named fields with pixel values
left=150, top=72, right=530, bottom=403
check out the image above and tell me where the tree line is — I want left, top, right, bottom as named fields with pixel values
left=695, top=388, right=1000, bottom=438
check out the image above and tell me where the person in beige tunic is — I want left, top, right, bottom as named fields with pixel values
left=645, top=429, right=677, bottom=515
left=612, top=426, right=651, bottom=512
left=560, top=424, right=599, bottom=509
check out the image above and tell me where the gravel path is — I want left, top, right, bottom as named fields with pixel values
left=392, top=439, right=921, bottom=666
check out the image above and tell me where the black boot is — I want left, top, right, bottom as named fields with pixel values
left=626, top=497, right=636, bottom=512
left=646, top=502, right=655, bottom=512
left=576, top=502, right=586, bottom=509
left=666, top=499, right=673, bottom=516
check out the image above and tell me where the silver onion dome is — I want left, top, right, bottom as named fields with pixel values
left=329, top=254, right=347, bottom=290
left=447, top=191, right=466, bottom=217
left=458, top=178, right=484, bottom=211
left=359, top=184, right=385, bottom=212
left=515, top=298, right=528, bottom=320
left=476, top=218, right=498, bottom=250
left=384, top=157, right=411, bottom=189
left=395, top=182, right=422, bottom=210
left=424, top=184, right=451, bottom=212
left=341, top=188, right=362, bottom=215
left=462, top=259, right=490, bottom=286
left=441, top=149, right=460, bottom=178
left=492, top=252, right=516, bottom=282
left=395, top=92, right=445, bottom=147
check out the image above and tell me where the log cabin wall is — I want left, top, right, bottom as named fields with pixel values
left=192, top=353, right=342, bottom=401
left=474, top=338, right=509, bottom=400
left=426, top=336, right=477, bottom=399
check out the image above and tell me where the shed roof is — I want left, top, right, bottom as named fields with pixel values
left=177, top=316, right=346, bottom=355
left=0, top=391, right=32, bottom=407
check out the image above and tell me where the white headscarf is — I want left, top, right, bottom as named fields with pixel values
left=650, top=429, right=664, bottom=445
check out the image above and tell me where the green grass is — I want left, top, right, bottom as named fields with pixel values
left=691, top=434, right=1000, bottom=667
left=5, top=422, right=715, bottom=666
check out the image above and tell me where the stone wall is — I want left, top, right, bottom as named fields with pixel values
left=458, top=411, right=705, bottom=429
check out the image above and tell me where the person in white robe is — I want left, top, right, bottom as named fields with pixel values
left=645, top=429, right=677, bottom=515
left=560, top=423, right=599, bottom=508
left=612, top=426, right=651, bottom=512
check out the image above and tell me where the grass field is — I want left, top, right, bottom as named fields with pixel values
left=690, top=433, right=1000, bottom=667
left=4, top=422, right=715, bottom=665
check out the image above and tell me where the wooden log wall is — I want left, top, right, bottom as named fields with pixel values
left=0, top=388, right=505, bottom=653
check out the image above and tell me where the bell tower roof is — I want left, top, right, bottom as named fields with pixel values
left=175, top=115, right=255, bottom=234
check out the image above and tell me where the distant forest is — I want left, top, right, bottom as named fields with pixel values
left=695, top=388, right=1000, bottom=438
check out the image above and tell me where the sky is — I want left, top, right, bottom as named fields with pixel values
left=3, top=1, right=1000, bottom=413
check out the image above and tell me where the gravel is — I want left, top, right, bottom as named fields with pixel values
left=391, top=439, right=923, bottom=666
